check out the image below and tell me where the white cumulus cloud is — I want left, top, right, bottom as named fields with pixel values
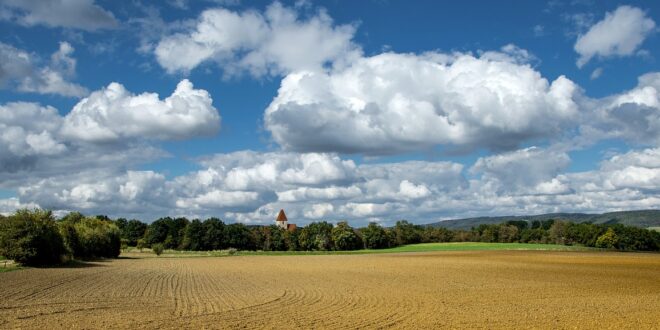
left=265, top=48, right=579, bottom=155
left=155, top=2, right=360, bottom=76
left=574, top=5, right=656, bottom=67
left=61, top=79, right=220, bottom=142
left=0, top=41, right=88, bottom=97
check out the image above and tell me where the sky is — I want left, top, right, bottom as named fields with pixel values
left=0, top=0, right=658, bottom=225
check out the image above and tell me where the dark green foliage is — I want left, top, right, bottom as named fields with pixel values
left=393, top=220, right=421, bottom=245
left=331, top=221, right=362, bottom=250
left=497, top=225, right=520, bottom=243
left=181, top=219, right=205, bottom=251
left=519, top=228, right=547, bottom=243
left=0, top=209, right=66, bottom=266
left=360, top=222, right=391, bottom=249
left=121, top=220, right=147, bottom=246
left=203, top=218, right=226, bottom=250
left=225, top=223, right=255, bottom=250
left=252, top=225, right=288, bottom=251
left=298, top=221, right=334, bottom=251
left=144, top=218, right=169, bottom=246
left=505, top=220, right=528, bottom=231
left=420, top=227, right=454, bottom=243
left=611, top=224, right=660, bottom=251
left=144, top=217, right=189, bottom=249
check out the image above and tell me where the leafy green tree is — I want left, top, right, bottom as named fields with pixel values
left=283, top=228, right=299, bottom=251
left=0, top=209, right=66, bottom=266
left=225, top=223, right=255, bottom=250
left=122, top=220, right=147, bottom=246
left=299, top=222, right=334, bottom=251
left=497, top=225, right=520, bottom=243
left=70, top=217, right=121, bottom=258
left=60, top=211, right=85, bottom=224
left=331, top=221, right=362, bottom=250
left=181, top=219, right=205, bottom=251
left=595, top=228, right=618, bottom=249
left=519, top=228, right=546, bottom=243
left=420, top=227, right=454, bottom=243
left=505, top=220, right=529, bottom=231
left=360, top=222, right=390, bottom=249
left=549, top=220, right=570, bottom=245
left=144, top=217, right=189, bottom=249
left=144, top=218, right=170, bottom=246
left=203, top=218, right=226, bottom=250
left=394, top=220, right=421, bottom=245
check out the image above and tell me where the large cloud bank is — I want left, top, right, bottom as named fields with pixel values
left=265, top=48, right=579, bottom=154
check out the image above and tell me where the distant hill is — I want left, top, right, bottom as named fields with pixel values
left=427, top=210, right=660, bottom=230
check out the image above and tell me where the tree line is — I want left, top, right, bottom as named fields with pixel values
left=1, top=209, right=659, bottom=266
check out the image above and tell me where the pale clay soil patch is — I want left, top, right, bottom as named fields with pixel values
left=0, top=250, right=659, bottom=329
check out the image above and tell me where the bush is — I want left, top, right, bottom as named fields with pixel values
left=60, top=216, right=121, bottom=259
left=0, top=209, right=66, bottom=266
left=152, top=243, right=164, bottom=256
left=136, top=239, right=147, bottom=252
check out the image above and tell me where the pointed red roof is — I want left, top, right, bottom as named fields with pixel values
left=276, top=209, right=288, bottom=222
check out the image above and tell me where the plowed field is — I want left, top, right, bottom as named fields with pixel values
left=1, top=251, right=659, bottom=329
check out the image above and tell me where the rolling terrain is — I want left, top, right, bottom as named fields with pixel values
left=428, top=210, right=660, bottom=230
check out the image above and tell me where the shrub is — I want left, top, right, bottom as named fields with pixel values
left=0, top=209, right=66, bottom=266
left=152, top=243, right=164, bottom=256
left=61, top=216, right=121, bottom=259
left=136, top=239, right=147, bottom=252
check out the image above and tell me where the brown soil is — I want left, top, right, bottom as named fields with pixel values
left=1, top=251, right=659, bottom=329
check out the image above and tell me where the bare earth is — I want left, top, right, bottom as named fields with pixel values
left=1, top=251, right=659, bottom=329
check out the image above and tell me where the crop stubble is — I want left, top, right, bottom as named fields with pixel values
left=0, top=251, right=659, bottom=329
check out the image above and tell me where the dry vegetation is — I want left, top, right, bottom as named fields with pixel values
left=1, top=251, right=659, bottom=329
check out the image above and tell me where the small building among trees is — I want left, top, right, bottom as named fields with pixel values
left=275, top=209, right=297, bottom=231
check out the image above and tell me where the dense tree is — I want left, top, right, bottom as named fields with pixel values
left=144, top=218, right=170, bottom=247
left=497, top=225, right=520, bottom=243
left=393, top=220, right=421, bottom=245
left=331, top=221, right=362, bottom=251
left=145, top=217, right=189, bottom=249
left=122, top=220, right=147, bottom=246
left=505, top=220, right=529, bottom=231
left=225, top=223, right=255, bottom=250
left=420, top=227, right=454, bottom=243
left=595, top=228, right=618, bottom=249
left=361, top=222, right=390, bottom=249
left=0, top=209, right=66, bottom=266
left=181, top=220, right=205, bottom=251
left=549, top=220, right=570, bottom=245
left=203, top=218, right=226, bottom=250
left=299, top=222, right=334, bottom=251
left=68, top=217, right=121, bottom=258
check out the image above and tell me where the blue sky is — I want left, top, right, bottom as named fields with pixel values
left=0, top=0, right=658, bottom=225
